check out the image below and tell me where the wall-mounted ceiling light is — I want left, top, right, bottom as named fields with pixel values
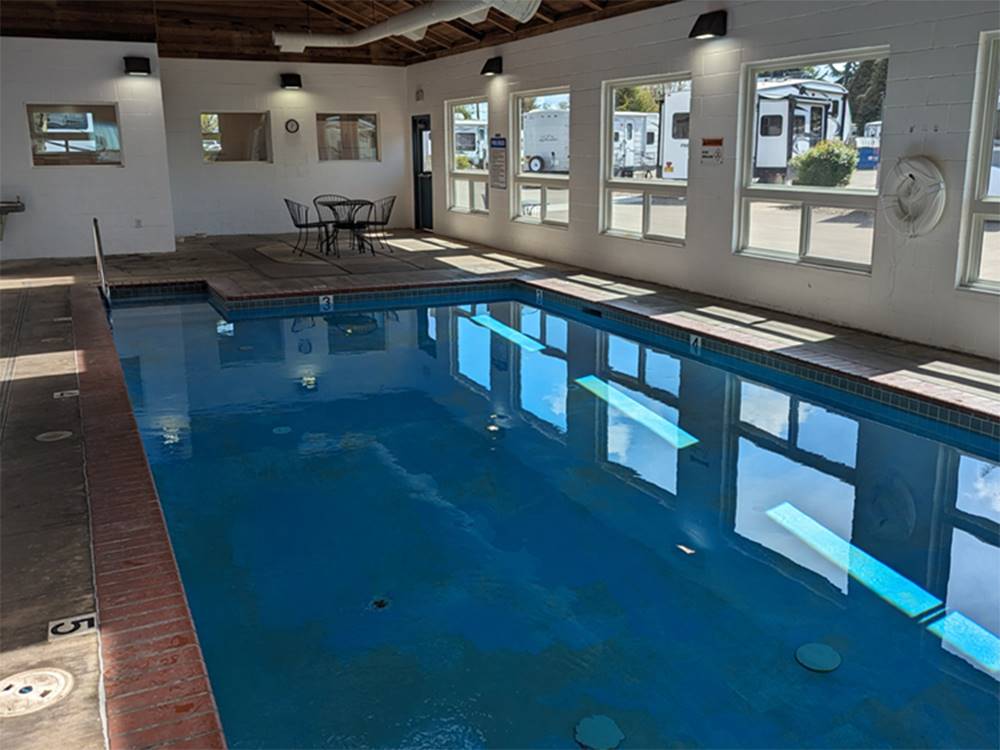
left=689, top=9, right=727, bottom=39
left=480, top=56, right=503, bottom=76
left=123, top=56, right=151, bottom=76
left=280, top=73, right=303, bottom=90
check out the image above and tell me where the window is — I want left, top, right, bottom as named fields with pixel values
left=739, top=49, right=888, bottom=269
left=447, top=98, right=488, bottom=213
left=513, top=88, right=570, bottom=225
left=26, top=104, right=121, bottom=166
left=316, top=113, right=378, bottom=160
left=603, top=74, right=691, bottom=242
left=759, top=115, right=783, bottom=137
left=671, top=113, right=690, bottom=140
left=960, top=31, right=1000, bottom=291
left=201, top=112, right=270, bottom=162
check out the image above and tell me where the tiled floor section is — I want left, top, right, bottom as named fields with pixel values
left=1, top=228, right=997, bottom=749
left=72, top=286, right=225, bottom=750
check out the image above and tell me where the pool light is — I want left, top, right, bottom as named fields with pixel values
left=471, top=314, right=544, bottom=352
left=575, top=375, right=699, bottom=449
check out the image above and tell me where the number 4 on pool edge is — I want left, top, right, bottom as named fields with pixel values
left=48, top=613, right=97, bottom=641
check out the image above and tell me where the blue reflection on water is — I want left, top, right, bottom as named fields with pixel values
left=576, top=375, right=698, bottom=449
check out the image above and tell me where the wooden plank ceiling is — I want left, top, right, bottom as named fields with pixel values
left=0, top=0, right=680, bottom=66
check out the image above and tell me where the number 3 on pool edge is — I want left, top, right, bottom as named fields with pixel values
left=318, top=295, right=334, bottom=312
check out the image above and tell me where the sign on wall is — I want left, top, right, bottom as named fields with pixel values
left=700, top=137, right=724, bottom=164
left=489, top=135, right=507, bottom=190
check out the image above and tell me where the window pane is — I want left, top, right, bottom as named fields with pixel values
left=452, top=178, right=470, bottom=210
left=751, top=56, right=886, bottom=191
left=607, top=334, right=639, bottom=377
left=519, top=351, right=568, bottom=432
left=956, top=453, right=1000, bottom=524
left=27, top=104, right=122, bottom=166
left=201, top=112, right=269, bottom=162
left=978, top=219, right=1000, bottom=283
left=610, top=78, right=691, bottom=182
left=518, top=184, right=542, bottom=219
left=987, top=66, right=1000, bottom=198
left=316, top=113, right=378, bottom=161
left=609, top=191, right=643, bottom=234
left=746, top=201, right=801, bottom=254
left=545, top=186, right=569, bottom=224
left=606, top=380, right=679, bottom=494
left=806, top=207, right=874, bottom=265
left=518, top=91, right=569, bottom=174
left=740, top=381, right=790, bottom=438
left=647, top=195, right=686, bottom=239
left=796, top=401, right=859, bottom=467
left=457, top=316, right=491, bottom=390
left=472, top=181, right=489, bottom=212
left=451, top=100, right=487, bottom=171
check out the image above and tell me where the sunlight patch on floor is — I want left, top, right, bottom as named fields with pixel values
left=483, top=253, right=544, bottom=269
left=437, top=255, right=518, bottom=274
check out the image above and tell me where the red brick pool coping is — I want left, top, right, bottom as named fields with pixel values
left=72, top=285, right=226, bottom=750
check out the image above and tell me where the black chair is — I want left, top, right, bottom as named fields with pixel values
left=283, top=198, right=328, bottom=255
left=368, top=196, right=396, bottom=252
left=313, top=194, right=349, bottom=256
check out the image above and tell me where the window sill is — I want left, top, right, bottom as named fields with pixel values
left=448, top=207, right=489, bottom=216
left=736, top=248, right=872, bottom=275
left=956, top=280, right=1000, bottom=296
left=602, top=229, right=686, bottom=247
left=513, top=216, right=568, bottom=230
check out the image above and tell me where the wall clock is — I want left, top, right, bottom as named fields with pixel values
left=284, top=118, right=300, bottom=134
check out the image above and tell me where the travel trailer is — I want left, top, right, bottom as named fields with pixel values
left=453, top=118, right=487, bottom=169
left=606, top=88, right=691, bottom=179
left=521, top=109, right=570, bottom=173
left=752, top=79, right=854, bottom=181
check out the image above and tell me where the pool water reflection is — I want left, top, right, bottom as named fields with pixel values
left=112, top=298, right=1000, bottom=749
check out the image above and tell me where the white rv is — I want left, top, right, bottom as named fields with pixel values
left=752, top=79, right=853, bottom=181
left=453, top=118, right=487, bottom=169
left=522, top=109, right=570, bottom=173
left=607, top=90, right=691, bottom=179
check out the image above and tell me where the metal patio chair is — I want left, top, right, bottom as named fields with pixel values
left=283, top=198, right=328, bottom=255
left=368, top=195, right=397, bottom=252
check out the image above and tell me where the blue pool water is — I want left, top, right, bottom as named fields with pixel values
left=111, top=294, right=1000, bottom=749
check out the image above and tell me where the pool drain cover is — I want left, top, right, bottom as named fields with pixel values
left=795, top=643, right=841, bottom=672
left=369, top=597, right=391, bottom=611
left=1, top=668, right=74, bottom=717
left=34, top=431, right=73, bottom=443
left=574, top=715, right=625, bottom=750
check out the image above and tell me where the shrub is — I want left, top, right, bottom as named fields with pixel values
left=789, top=140, right=858, bottom=187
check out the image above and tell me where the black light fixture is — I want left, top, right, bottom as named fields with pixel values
left=123, top=56, right=151, bottom=76
left=280, top=73, right=303, bottom=90
left=689, top=9, right=727, bottom=39
left=480, top=56, right=503, bottom=76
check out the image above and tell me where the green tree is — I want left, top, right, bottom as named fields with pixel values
left=614, top=85, right=661, bottom=113
left=840, top=58, right=887, bottom=130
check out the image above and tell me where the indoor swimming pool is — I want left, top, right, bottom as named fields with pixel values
left=111, top=292, right=1000, bottom=749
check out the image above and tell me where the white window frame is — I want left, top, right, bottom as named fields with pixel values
left=735, top=47, right=889, bottom=272
left=445, top=96, right=489, bottom=215
left=958, top=30, right=1000, bottom=294
left=600, top=72, right=691, bottom=245
left=510, top=86, right=571, bottom=228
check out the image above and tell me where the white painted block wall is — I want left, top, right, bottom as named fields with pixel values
left=159, top=59, right=410, bottom=237
left=405, top=0, right=1000, bottom=359
left=0, top=38, right=175, bottom=259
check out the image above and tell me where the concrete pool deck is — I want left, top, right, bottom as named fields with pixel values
left=1, top=228, right=997, bottom=749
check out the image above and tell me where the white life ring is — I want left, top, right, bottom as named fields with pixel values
left=880, top=156, right=946, bottom=238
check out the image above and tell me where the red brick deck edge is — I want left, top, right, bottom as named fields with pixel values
left=72, top=285, right=226, bottom=750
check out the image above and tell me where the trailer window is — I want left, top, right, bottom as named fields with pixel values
left=447, top=98, right=489, bottom=214
left=793, top=115, right=806, bottom=135
left=672, top=113, right=689, bottom=140
left=759, top=115, right=783, bottom=137
left=603, top=74, right=691, bottom=241
left=513, top=88, right=571, bottom=225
